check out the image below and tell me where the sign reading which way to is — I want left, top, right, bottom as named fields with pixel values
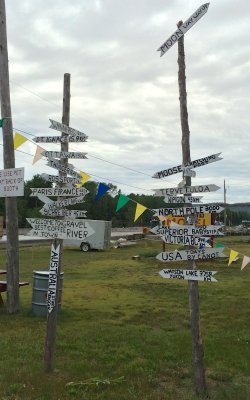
left=154, top=184, right=220, bottom=197
left=159, top=268, right=217, bottom=282
left=153, top=153, right=222, bottom=179
left=157, top=3, right=210, bottom=57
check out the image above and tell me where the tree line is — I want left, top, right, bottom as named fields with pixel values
left=0, top=174, right=249, bottom=228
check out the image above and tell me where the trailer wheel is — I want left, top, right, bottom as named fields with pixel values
left=80, top=242, right=90, bottom=252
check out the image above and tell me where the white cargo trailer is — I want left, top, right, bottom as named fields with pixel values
left=64, top=219, right=112, bottom=252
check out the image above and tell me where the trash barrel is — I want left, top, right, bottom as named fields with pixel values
left=32, top=270, right=64, bottom=317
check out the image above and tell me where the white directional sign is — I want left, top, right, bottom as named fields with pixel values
left=30, top=187, right=89, bottom=197
left=153, top=153, right=222, bottom=179
left=49, top=119, right=88, bottom=139
left=164, top=196, right=202, bottom=204
left=47, top=244, right=60, bottom=313
left=154, top=204, right=224, bottom=217
left=156, top=247, right=225, bottom=262
left=41, top=195, right=86, bottom=211
left=159, top=269, right=217, bottom=282
left=157, top=3, right=210, bottom=57
left=40, top=208, right=87, bottom=218
left=0, top=167, right=24, bottom=197
left=151, top=224, right=224, bottom=237
left=154, top=184, right=220, bottom=197
left=27, top=218, right=95, bottom=240
left=42, top=151, right=87, bottom=159
left=33, top=136, right=87, bottom=143
left=46, top=159, right=81, bottom=179
left=41, top=173, right=82, bottom=185
left=161, top=234, right=210, bottom=247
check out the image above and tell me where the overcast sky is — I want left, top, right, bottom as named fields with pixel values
left=2, top=0, right=250, bottom=204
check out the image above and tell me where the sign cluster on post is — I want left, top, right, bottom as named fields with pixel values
left=27, top=119, right=95, bottom=313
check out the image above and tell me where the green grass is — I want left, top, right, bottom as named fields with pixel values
left=0, top=237, right=250, bottom=399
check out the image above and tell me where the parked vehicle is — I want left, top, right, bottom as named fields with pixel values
left=64, top=219, right=111, bottom=251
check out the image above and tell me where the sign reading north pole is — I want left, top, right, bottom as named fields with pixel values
left=47, top=244, right=60, bottom=313
left=157, top=3, right=210, bottom=57
left=154, top=204, right=224, bottom=217
left=0, top=167, right=24, bottom=197
left=153, top=153, right=222, bottom=179
left=159, top=269, right=217, bottom=282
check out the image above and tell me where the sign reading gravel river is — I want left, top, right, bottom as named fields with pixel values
left=159, top=269, right=217, bottom=282
left=156, top=247, right=225, bottom=262
left=27, top=218, right=95, bottom=240
left=47, top=244, right=60, bottom=313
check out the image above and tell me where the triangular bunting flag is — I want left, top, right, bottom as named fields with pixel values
left=134, top=203, right=147, bottom=222
left=241, top=255, right=250, bottom=271
left=32, top=145, right=44, bottom=165
left=14, top=132, right=28, bottom=150
left=0, top=119, right=3, bottom=127
left=75, top=171, right=91, bottom=188
left=116, top=194, right=130, bottom=212
left=215, top=243, right=225, bottom=248
left=95, top=183, right=110, bottom=200
left=228, top=249, right=239, bottom=266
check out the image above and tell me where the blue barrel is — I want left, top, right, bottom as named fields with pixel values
left=32, top=270, right=64, bottom=317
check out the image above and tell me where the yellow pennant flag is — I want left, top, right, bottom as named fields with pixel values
left=134, top=203, right=147, bottom=222
left=32, top=145, right=44, bottom=165
left=228, top=249, right=239, bottom=266
left=75, top=171, right=91, bottom=188
left=14, top=132, right=28, bottom=150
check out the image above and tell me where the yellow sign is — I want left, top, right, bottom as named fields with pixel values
left=159, top=213, right=211, bottom=226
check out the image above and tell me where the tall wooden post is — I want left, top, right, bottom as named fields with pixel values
left=0, top=0, right=20, bottom=313
left=177, top=20, right=206, bottom=394
left=44, top=73, right=70, bottom=372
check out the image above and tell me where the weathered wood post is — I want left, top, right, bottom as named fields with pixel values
left=0, top=0, right=20, bottom=313
left=177, top=20, right=206, bottom=394
left=44, top=73, right=70, bottom=372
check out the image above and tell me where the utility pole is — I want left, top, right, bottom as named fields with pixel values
left=44, top=73, right=70, bottom=372
left=0, top=0, right=20, bottom=313
left=224, top=179, right=227, bottom=227
left=177, top=20, right=206, bottom=394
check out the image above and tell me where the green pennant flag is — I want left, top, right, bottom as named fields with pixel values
left=116, top=194, right=130, bottom=212
left=0, top=119, right=3, bottom=127
left=215, top=243, right=225, bottom=248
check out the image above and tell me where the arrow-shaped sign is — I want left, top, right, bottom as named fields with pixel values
left=40, top=208, right=87, bottom=218
left=33, top=136, right=87, bottom=143
left=159, top=269, right=217, bottom=282
left=153, top=153, right=222, bottom=179
left=41, top=195, right=87, bottom=211
left=154, top=204, right=224, bottom=217
left=164, top=196, right=203, bottom=204
left=161, top=234, right=210, bottom=247
left=31, top=187, right=89, bottom=197
left=42, top=151, right=87, bottom=159
left=41, top=173, right=82, bottom=185
left=154, top=184, right=220, bottom=197
left=151, top=224, right=224, bottom=236
left=46, top=158, right=81, bottom=179
left=156, top=247, right=225, bottom=262
left=49, top=119, right=88, bottom=139
left=47, top=244, right=60, bottom=313
left=157, top=3, right=210, bottom=57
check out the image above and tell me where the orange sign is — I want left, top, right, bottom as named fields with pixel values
left=160, top=213, right=211, bottom=226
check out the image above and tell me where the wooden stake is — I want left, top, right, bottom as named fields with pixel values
left=44, top=73, right=70, bottom=372
left=0, top=0, right=20, bottom=313
left=177, top=20, right=206, bottom=394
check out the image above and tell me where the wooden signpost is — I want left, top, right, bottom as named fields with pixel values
left=157, top=3, right=210, bottom=56
left=153, top=152, right=222, bottom=178
left=154, top=204, right=224, bottom=217
left=159, top=269, right=217, bottom=282
left=154, top=184, right=220, bottom=197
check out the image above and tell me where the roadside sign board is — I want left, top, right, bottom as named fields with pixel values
left=46, top=159, right=81, bottom=179
left=49, top=119, right=88, bottom=139
left=159, top=268, right=217, bottom=282
left=154, top=204, right=224, bottom=217
left=42, top=151, right=87, bottom=159
left=47, top=244, right=60, bottom=313
left=151, top=224, right=224, bottom=236
left=41, top=195, right=86, bottom=211
left=41, top=173, right=82, bottom=185
left=30, top=187, right=89, bottom=197
left=161, top=234, right=210, bottom=246
left=158, top=213, right=212, bottom=226
left=40, top=208, right=87, bottom=218
left=157, top=3, right=210, bottom=57
left=156, top=247, right=225, bottom=262
left=33, top=136, right=87, bottom=143
left=154, top=184, right=220, bottom=197
left=0, top=167, right=24, bottom=197
left=164, top=196, right=202, bottom=204
left=153, top=153, right=222, bottom=179
left=27, top=218, right=95, bottom=240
